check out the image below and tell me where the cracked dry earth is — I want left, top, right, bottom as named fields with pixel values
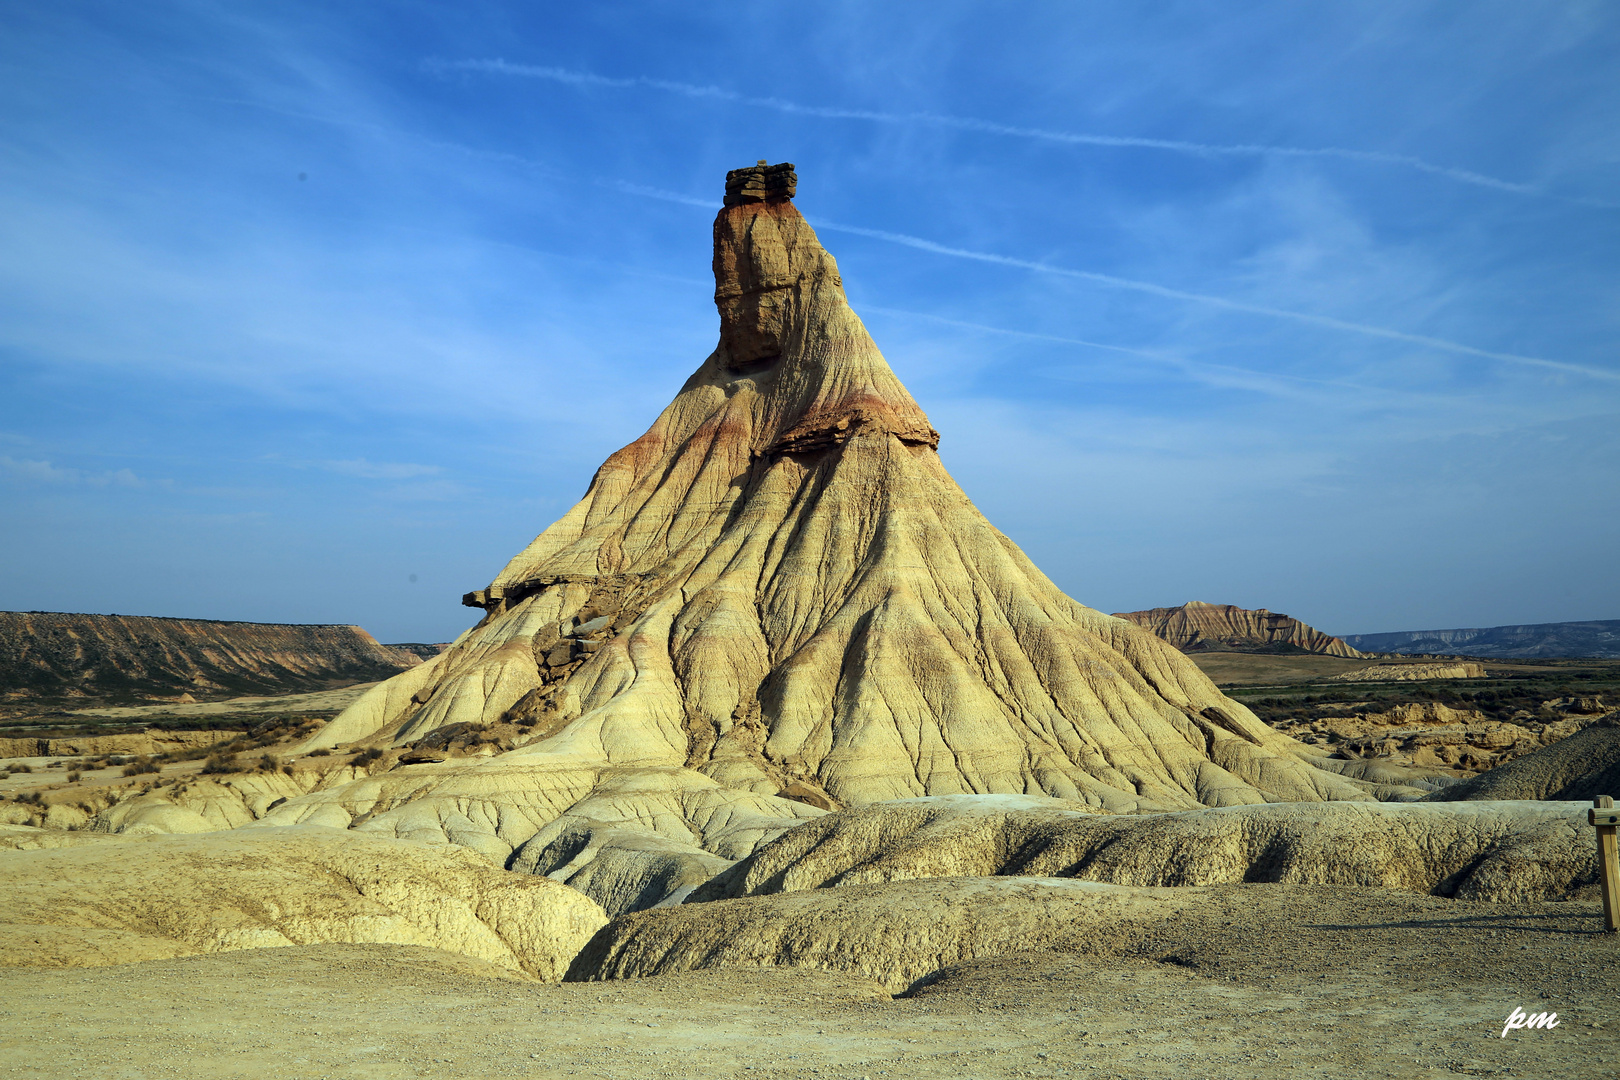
left=2, top=884, right=1616, bottom=1080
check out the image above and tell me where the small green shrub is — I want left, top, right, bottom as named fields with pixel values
left=67, top=771, right=82, bottom=783
left=352, top=747, right=384, bottom=765
left=307, top=748, right=331, bottom=757
left=200, top=753, right=241, bottom=775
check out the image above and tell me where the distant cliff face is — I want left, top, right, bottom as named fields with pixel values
left=1113, top=601, right=1363, bottom=658
left=1344, top=620, right=1620, bottom=659
left=0, top=611, right=423, bottom=706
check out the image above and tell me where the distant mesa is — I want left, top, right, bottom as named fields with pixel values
left=1344, top=619, right=1620, bottom=660
left=1112, top=601, right=1363, bottom=658
left=1324, top=662, right=1487, bottom=683
left=383, top=642, right=452, bottom=662
left=0, top=611, right=423, bottom=707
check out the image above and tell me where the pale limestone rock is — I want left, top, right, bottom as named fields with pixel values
left=570, top=876, right=1204, bottom=993
left=1325, top=662, right=1488, bottom=681
left=689, top=795, right=1595, bottom=905
left=0, top=826, right=605, bottom=977
left=1425, top=716, right=1620, bottom=802
left=195, top=169, right=1393, bottom=877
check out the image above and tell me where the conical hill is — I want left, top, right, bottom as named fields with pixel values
left=276, top=164, right=1375, bottom=878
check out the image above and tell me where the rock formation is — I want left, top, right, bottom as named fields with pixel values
left=1267, top=695, right=1612, bottom=775
left=159, top=164, right=1400, bottom=902
left=0, top=825, right=606, bottom=976
left=1113, top=601, right=1363, bottom=657
left=571, top=876, right=1199, bottom=993
left=0, top=729, right=224, bottom=760
left=687, top=796, right=1595, bottom=905
left=0, top=611, right=423, bottom=707
left=1424, top=715, right=1620, bottom=802
left=1324, top=662, right=1486, bottom=682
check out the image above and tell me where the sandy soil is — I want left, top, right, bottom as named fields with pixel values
left=1185, top=653, right=1381, bottom=686
left=2, top=884, right=1614, bottom=1080
left=60, top=683, right=380, bottom=721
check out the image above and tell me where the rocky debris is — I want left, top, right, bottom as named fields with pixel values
left=0, top=826, right=606, bottom=976
left=722, top=160, right=796, bottom=206
left=0, top=729, right=225, bottom=759
left=0, top=611, right=421, bottom=707
left=1424, top=715, right=1620, bottom=802
left=1325, top=662, right=1487, bottom=681
left=1113, top=601, right=1363, bottom=657
left=1268, top=697, right=1611, bottom=775
left=686, top=795, right=1596, bottom=906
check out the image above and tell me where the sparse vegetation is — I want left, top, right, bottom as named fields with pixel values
left=200, top=752, right=243, bottom=775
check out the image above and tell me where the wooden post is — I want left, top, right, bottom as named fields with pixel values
left=1593, top=796, right=1620, bottom=934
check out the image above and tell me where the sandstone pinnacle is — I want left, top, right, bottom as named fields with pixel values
left=256, top=165, right=1378, bottom=885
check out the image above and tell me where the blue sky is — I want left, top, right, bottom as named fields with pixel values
left=2, top=2, right=1616, bottom=643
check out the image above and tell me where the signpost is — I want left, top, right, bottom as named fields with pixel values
left=1591, top=796, right=1619, bottom=933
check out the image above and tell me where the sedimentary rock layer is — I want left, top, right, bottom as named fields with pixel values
left=687, top=795, right=1595, bottom=905
left=570, top=876, right=1195, bottom=993
left=239, top=167, right=1392, bottom=871
left=0, top=825, right=606, bottom=976
left=0, top=611, right=421, bottom=703
left=1325, top=662, right=1487, bottom=682
left=1114, top=601, right=1363, bottom=657
left=1424, top=716, right=1620, bottom=802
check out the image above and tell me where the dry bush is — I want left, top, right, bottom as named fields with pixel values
left=200, top=753, right=242, bottom=775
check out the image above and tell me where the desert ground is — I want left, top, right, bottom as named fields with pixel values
left=1, top=884, right=1612, bottom=1080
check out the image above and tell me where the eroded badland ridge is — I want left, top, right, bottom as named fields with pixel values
left=0, top=610, right=424, bottom=710
left=1, top=163, right=1614, bottom=1080
left=1115, top=600, right=1363, bottom=657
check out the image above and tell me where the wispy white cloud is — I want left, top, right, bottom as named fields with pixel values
left=813, top=222, right=1620, bottom=384
left=857, top=304, right=1454, bottom=408
left=0, top=456, right=143, bottom=487
left=316, top=459, right=444, bottom=480
left=609, top=183, right=1618, bottom=385
left=437, top=58, right=1585, bottom=201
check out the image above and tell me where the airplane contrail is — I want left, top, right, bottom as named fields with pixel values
left=811, top=222, right=1618, bottom=383
left=436, top=58, right=1550, bottom=198
left=612, top=181, right=1617, bottom=384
